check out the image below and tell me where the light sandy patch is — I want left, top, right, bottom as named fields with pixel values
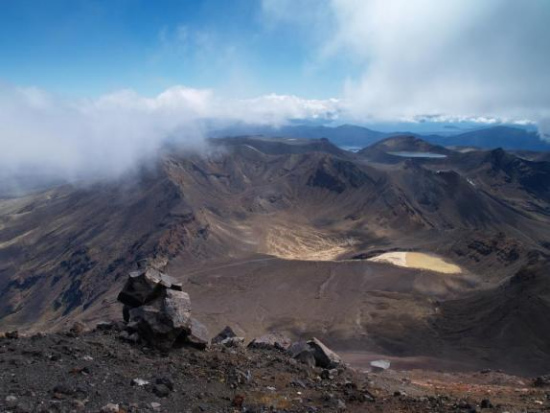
left=368, top=251, right=407, bottom=267
left=262, top=224, right=355, bottom=261
left=406, top=252, right=461, bottom=274
left=369, top=251, right=461, bottom=274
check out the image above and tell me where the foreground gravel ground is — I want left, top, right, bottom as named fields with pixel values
left=1, top=325, right=549, bottom=412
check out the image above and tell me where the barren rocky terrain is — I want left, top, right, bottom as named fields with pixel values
left=3, top=325, right=550, bottom=413
left=1, top=135, right=550, bottom=410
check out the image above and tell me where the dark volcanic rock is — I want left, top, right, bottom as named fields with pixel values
left=288, top=339, right=343, bottom=369
left=68, top=321, right=86, bottom=337
left=307, top=337, right=343, bottom=369
left=533, top=375, right=550, bottom=387
left=182, top=318, right=210, bottom=349
left=117, top=266, right=210, bottom=351
left=0, top=328, right=541, bottom=412
left=480, top=398, right=493, bottom=409
left=288, top=341, right=317, bottom=368
left=5, top=331, right=19, bottom=339
left=117, top=267, right=183, bottom=307
left=153, top=384, right=171, bottom=398
left=248, top=332, right=291, bottom=350
left=288, top=340, right=311, bottom=357
left=95, top=321, right=114, bottom=331
left=5, top=395, right=18, bottom=409
left=127, top=289, right=192, bottom=348
left=295, top=349, right=317, bottom=368
left=212, top=326, right=237, bottom=344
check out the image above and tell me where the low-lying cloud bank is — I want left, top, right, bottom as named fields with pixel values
left=0, top=84, right=340, bottom=183
left=2, top=0, right=550, bottom=186
left=333, top=0, right=550, bottom=132
left=0, top=77, right=546, bottom=190
left=262, top=0, right=550, bottom=137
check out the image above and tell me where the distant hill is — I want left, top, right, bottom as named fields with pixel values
left=213, top=124, right=550, bottom=152
left=357, top=135, right=454, bottom=163
left=212, top=136, right=349, bottom=157
left=211, top=123, right=389, bottom=149
left=425, top=126, right=550, bottom=151
left=360, top=135, right=452, bottom=155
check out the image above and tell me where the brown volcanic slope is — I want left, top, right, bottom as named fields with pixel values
left=360, top=135, right=452, bottom=156
left=357, top=135, right=453, bottom=164
left=1, top=136, right=550, bottom=374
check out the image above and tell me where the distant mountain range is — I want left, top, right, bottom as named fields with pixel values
left=212, top=124, right=550, bottom=152
left=427, top=126, right=550, bottom=151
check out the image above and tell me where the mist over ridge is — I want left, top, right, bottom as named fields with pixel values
left=2, top=0, right=550, bottom=185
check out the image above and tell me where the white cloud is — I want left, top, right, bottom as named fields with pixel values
left=224, top=94, right=341, bottom=124
left=261, top=0, right=550, bottom=135
left=0, top=84, right=340, bottom=181
left=4, top=0, right=550, bottom=183
left=331, top=0, right=550, bottom=121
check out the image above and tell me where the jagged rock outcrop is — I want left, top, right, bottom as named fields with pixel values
left=245, top=333, right=344, bottom=369
left=288, top=341, right=317, bottom=368
left=183, top=318, right=210, bottom=349
left=288, top=337, right=343, bottom=369
left=212, top=326, right=245, bottom=347
left=118, top=266, right=184, bottom=306
left=307, top=337, right=343, bottom=369
left=248, top=332, right=291, bottom=350
left=212, top=326, right=238, bottom=344
left=117, top=264, right=209, bottom=349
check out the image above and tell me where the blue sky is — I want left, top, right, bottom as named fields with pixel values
left=0, top=0, right=353, bottom=98
left=2, top=0, right=548, bottom=128
left=1, top=0, right=550, bottom=179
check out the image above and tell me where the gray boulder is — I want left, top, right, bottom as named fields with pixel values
left=294, top=351, right=317, bottom=368
left=161, top=290, right=192, bottom=325
left=287, top=338, right=343, bottom=369
left=117, top=268, right=183, bottom=308
left=220, top=336, right=245, bottom=347
left=288, top=341, right=310, bottom=357
left=534, top=375, right=550, bottom=387
left=307, top=337, right=343, bottom=369
left=288, top=341, right=317, bottom=368
left=212, top=326, right=237, bottom=344
left=128, top=289, right=192, bottom=348
left=117, top=264, right=212, bottom=350
left=370, top=359, right=391, bottom=372
left=182, top=318, right=210, bottom=349
left=248, top=332, right=291, bottom=350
